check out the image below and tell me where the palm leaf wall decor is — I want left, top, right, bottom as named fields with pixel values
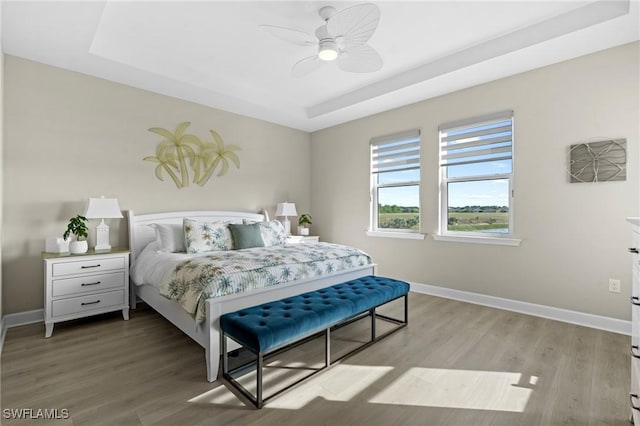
left=144, top=122, right=242, bottom=189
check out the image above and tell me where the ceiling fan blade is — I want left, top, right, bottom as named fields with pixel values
left=259, top=25, right=316, bottom=46
left=291, top=55, right=326, bottom=78
left=337, top=44, right=383, bottom=73
left=327, top=3, right=380, bottom=48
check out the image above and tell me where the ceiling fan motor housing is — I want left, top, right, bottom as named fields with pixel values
left=315, top=25, right=339, bottom=61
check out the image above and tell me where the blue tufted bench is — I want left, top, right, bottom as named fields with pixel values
left=220, top=275, right=410, bottom=408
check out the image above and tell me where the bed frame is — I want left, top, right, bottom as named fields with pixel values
left=127, top=210, right=376, bottom=382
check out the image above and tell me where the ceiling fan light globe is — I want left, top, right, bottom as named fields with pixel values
left=318, top=40, right=339, bottom=61
left=318, top=49, right=338, bottom=61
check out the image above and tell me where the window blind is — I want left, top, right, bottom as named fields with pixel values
left=371, top=129, right=421, bottom=174
left=439, top=111, right=513, bottom=168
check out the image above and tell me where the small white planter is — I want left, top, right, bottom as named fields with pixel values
left=69, top=240, right=88, bottom=254
left=299, top=227, right=309, bottom=236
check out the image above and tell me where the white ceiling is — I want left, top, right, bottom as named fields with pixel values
left=2, top=1, right=638, bottom=132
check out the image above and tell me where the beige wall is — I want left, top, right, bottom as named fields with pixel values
left=311, top=42, right=639, bottom=321
left=0, top=5, right=4, bottom=324
left=2, top=56, right=311, bottom=314
left=3, top=43, right=638, bottom=321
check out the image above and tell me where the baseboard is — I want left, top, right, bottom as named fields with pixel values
left=2, top=309, right=44, bottom=328
left=410, top=282, right=631, bottom=336
left=0, top=309, right=44, bottom=353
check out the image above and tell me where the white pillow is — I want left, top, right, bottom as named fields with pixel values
left=130, top=241, right=161, bottom=285
left=150, top=223, right=186, bottom=253
left=243, top=219, right=286, bottom=246
left=183, top=218, right=233, bottom=254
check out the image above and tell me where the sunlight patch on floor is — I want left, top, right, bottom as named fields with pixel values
left=188, top=365, right=534, bottom=412
left=187, top=364, right=393, bottom=408
left=187, top=385, right=245, bottom=406
left=264, top=364, right=394, bottom=410
left=369, top=367, right=535, bottom=412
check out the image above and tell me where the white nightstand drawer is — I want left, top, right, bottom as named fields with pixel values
left=52, top=257, right=125, bottom=277
left=52, top=272, right=125, bottom=297
left=633, top=359, right=640, bottom=425
left=52, top=290, right=124, bottom=318
left=634, top=303, right=640, bottom=349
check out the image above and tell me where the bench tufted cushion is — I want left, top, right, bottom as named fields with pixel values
left=220, top=276, right=410, bottom=353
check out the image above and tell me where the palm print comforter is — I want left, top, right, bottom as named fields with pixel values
left=160, top=242, right=373, bottom=323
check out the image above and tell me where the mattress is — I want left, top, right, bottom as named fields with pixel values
left=131, top=241, right=373, bottom=323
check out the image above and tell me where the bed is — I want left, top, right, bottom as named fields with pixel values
left=127, top=210, right=377, bottom=382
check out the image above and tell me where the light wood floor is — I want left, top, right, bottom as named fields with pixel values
left=1, top=293, right=631, bottom=426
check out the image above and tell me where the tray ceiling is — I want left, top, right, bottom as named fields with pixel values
left=2, top=1, right=638, bottom=132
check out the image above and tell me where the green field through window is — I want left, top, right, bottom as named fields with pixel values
left=447, top=209, right=508, bottom=233
left=378, top=204, right=419, bottom=230
left=377, top=206, right=509, bottom=233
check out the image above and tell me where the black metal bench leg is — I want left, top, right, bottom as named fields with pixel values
left=257, top=353, right=264, bottom=409
left=405, top=294, right=409, bottom=324
left=370, top=308, right=376, bottom=341
left=325, top=328, right=331, bottom=367
left=222, top=332, right=228, bottom=375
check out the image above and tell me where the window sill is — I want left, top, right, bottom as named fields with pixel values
left=366, top=231, right=426, bottom=240
left=432, top=233, right=521, bottom=246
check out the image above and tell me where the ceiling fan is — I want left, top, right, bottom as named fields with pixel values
left=260, top=3, right=383, bottom=77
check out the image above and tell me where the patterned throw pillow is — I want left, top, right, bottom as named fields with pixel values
left=243, top=219, right=287, bottom=246
left=260, top=220, right=287, bottom=246
left=183, top=218, right=233, bottom=254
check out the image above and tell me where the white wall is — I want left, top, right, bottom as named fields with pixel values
left=311, top=42, right=639, bottom=321
left=2, top=56, right=311, bottom=314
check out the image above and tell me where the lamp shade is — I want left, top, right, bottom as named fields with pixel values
left=84, top=197, right=123, bottom=219
left=275, top=202, right=297, bottom=217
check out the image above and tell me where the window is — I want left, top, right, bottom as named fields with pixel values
left=370, top=129, right=421, bottom=233
left=439, top=111, right=514, bottom=237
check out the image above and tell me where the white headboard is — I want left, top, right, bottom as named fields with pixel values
left=127, top=210, right=265, bottom=263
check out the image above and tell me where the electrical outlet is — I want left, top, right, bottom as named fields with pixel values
left=608, top=278, right=621, bottom=293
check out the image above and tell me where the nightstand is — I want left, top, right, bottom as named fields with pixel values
left=43, top=248, right=130, bottom=338
left=286, top=235, right=320, bottom=244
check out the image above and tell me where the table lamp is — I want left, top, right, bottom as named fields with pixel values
left=84, top=196, right=123, bottom=251
left=275, top=202, right=297, bottom=236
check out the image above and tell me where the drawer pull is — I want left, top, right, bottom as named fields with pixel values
left=631, top=394, right=640, bottom=411
left=81, top=300, right=101, bottom=306
left=632, top=297, right=640, bottom=306
left=632, top=345, right=640, bottom=359
left=630, top=248, right=639, bottom=254
left=80, top=264, right=101, bottom=269
left=81, top=281, right=101, bottom=287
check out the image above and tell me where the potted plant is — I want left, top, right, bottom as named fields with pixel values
left=298, top=213, right=312, bottom=236
left=64, top=215, right=89, bottom=254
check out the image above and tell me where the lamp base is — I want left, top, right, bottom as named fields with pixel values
left=282, top=217, right=291, bottom=236
left=94, top=221, right=111, bottom=251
